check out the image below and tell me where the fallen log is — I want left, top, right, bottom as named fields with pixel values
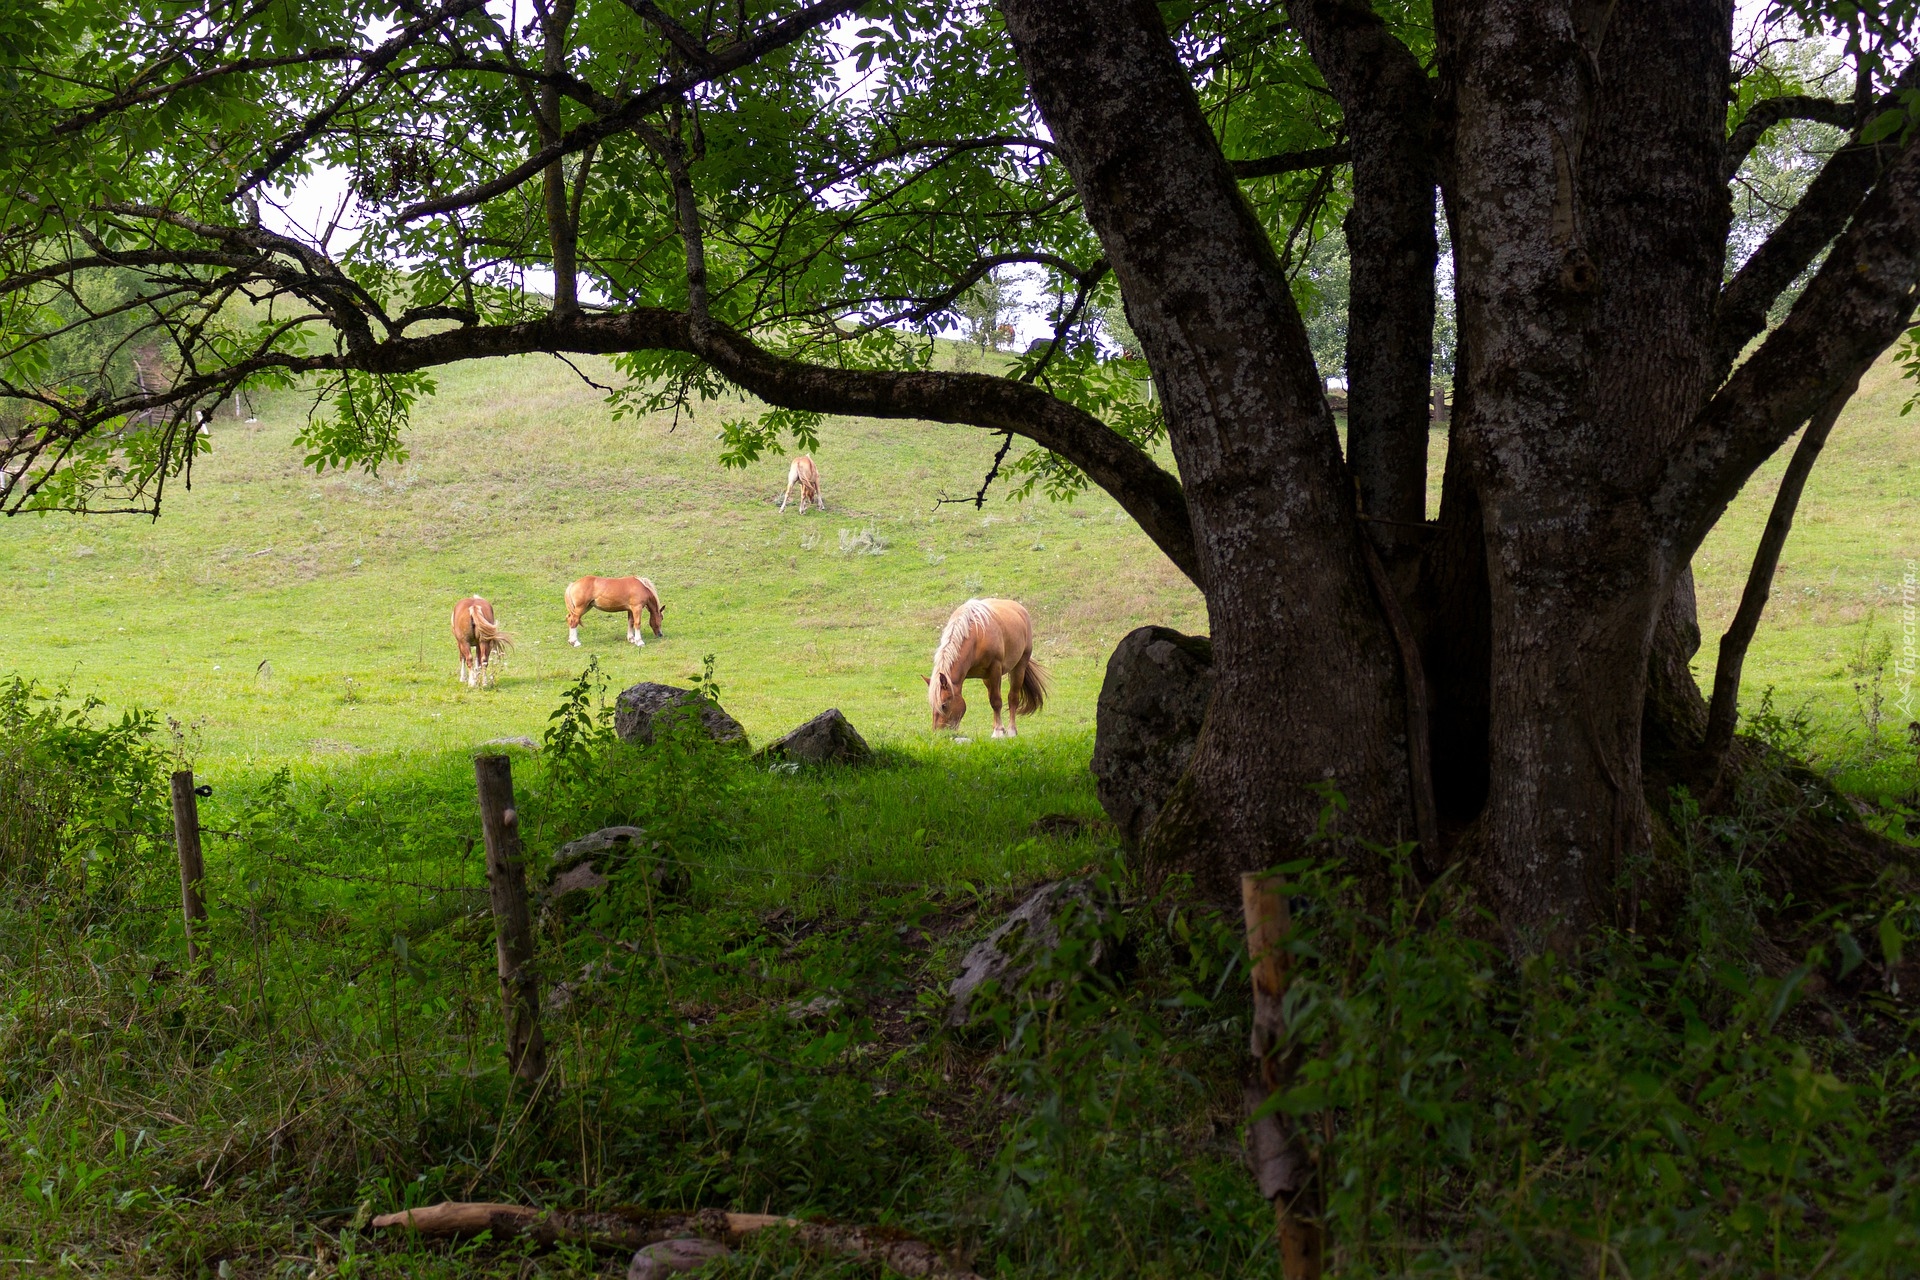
left=370, top=1200, right=980, bottom=1278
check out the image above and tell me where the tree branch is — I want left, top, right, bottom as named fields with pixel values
left=618, top=0, right=722, bottom=68
left=1713, top=61, right=1920, bottom=379
left=1229, top=142, right=1351, bottom=179
left=1659, top=133, right=1920, bottom=555
left=1285, top=0, right=1436, bottom=526
left=233, top=0, right=493, bottom=198
left=1701, top=376, right=1856, bottom=771
left=1722, top=94, right=1855, bottom=183
left=398, top=0, right=864, bottom=222
left=5, top=303, right=1200, bottom=585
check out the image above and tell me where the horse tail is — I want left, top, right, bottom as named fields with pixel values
left=1015, top=653, right=1049, bottom=716
left=473, top=612, right=514, bottom=653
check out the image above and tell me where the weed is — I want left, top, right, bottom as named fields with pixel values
left=1744, top=683, right=1816, bottom=759
left=1848, top=614, right=1896, bottom=747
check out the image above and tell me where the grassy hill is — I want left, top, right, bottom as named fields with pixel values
left=0, top=352, right=1202, bottom=764
left=2, top=346, right=1914, bottom=768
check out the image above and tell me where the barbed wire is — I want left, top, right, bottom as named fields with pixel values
left=94, top=821, right=1052, bottom=905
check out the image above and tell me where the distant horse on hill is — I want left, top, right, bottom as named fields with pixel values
left=780, top=455, right=823, bottom=513
left=566, top=575, right=665, bottom=647
left=451, top=596, right=513, bottom=687
left=925, top=598, right=1048, bottom=737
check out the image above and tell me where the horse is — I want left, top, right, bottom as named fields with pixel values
left=924, top=598, right=1049, bottom=737
left=565, top=575, right=665, bottom=647
left=779, top=455, right=823, bottom=513
left=451, top=596, right=513, bottom=688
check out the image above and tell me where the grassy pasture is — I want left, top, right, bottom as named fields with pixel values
left=1693, top=351, right=1920, bottom=749
left=2, top=344, right=1914, bottom=772
left=0, top=351, right=1201, bottom=765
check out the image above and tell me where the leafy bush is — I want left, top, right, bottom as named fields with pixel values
left=0, top=676, right=169, bottom=896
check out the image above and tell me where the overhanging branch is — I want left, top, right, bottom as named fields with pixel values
left=5, top=305, right=1201, bottom=586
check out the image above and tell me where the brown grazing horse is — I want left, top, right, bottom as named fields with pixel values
left=565, top=575, right=665, bottom=647
left=779, top=455, right=823, bottom=513
left=451, top=596, right=513, bottom=687
left=924, top=598, right=1048, bottom=737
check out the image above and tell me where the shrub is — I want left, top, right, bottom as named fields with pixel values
left=0, top=676, right=169, bottom=897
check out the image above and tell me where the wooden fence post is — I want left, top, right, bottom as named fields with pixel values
left=170, top=770, right=209, bottom=968
left=475, top=753, right=547, bottom=1085
left=1242, top=870, right=1323, bottom=1279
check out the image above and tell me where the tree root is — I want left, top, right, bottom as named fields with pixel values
left=369, top=1201, right=981, bottom=1277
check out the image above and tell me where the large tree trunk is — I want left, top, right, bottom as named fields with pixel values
left=1001, top=0, right=1414, bottom=898
left=1434, top=0, right=1732, bottom=941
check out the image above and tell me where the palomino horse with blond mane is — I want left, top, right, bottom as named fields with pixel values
left=925, top=598, right=1048, bottom=737
left=451, top=596, right=513, bottom=687
left=565, top=575, right=665, bottom=647
left=779, top=454, right=823, bottom=513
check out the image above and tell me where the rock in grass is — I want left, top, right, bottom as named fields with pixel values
left=1089, top=626, right=1214, bottom=847
left=541, top=826, right=688, bottom=921
left=482, top=735, right=541, bottom=751
left=756, top=708, right=871, bottom=766
left=614, top=682, right=747, bottom=749
left=629, top=1237, right=731, bottom=1278
left=948, top=879, right=1112, bottom=1027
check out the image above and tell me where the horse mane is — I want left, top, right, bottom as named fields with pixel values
left=932, top=598, right=995, bottom=675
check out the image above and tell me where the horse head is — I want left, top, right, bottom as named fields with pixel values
left=924, top=670, right=965, bottom=730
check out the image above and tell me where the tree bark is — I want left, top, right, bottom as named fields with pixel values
left=1445, top=0, right=1732, bottom=943
left=1284, top=0, right=1437, bottom=532
left=538, top=0, right=581, bottom=316
left=1000, top=0, right=1413, bottom=897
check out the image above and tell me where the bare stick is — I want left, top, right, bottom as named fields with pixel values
left=1241, top=871, right=1323, bottom=1280
left=170, top=770, right=208, bottom=968
left=1704, top=377, right=1857, bottom=773
left=370, top=1201, right=982, bottom=1277
left=475, top=754, right=547, bottom=1084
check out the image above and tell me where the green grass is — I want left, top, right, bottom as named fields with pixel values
left=0, top=351, right=1200, bottom=765
left=1692, top=353, right=1920, bottom=750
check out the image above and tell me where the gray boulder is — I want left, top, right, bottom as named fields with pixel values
left=1089, top=626, right=1214, bottom=846
left=541, top=826, right=688, bottom=922
left=615, top=682, right=747, bottom=748
left=757, top=708, right=871, bottom=765
left=948, top=879, right=1109, bottom=1027
left=629, top=1237, right=730, bottom=1279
